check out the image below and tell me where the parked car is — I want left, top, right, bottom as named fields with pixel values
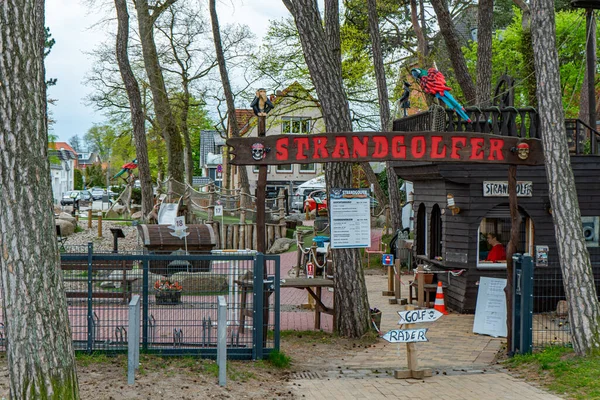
left=60, top=190, right=91, bottom=205
left=303, top=190, right=328, bottom=212
left=79, top=190, right=93, bottom=202
left=90, top=187, right=105, bottom=200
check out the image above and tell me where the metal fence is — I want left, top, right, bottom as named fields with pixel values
left=4, top=244, right=279, bottom=360
left=532, top=267, right=572, bottom=349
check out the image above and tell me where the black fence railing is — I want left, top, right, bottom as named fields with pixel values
left=393, top=107, right=541, bottom=140
left=0, top=245, right=280, bottom=359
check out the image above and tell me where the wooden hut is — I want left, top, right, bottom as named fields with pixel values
left=392, top=108, right=600, bottom=313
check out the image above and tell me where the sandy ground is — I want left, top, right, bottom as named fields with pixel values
left=0, top=331, right=378, bottom=399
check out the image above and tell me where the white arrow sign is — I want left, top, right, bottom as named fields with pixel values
left=382, top=328, right=429, bottom=343
left=398, top=309, right=443, bottom=324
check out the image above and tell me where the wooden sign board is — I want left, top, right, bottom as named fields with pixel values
left=382, top=328, right=429, bottom=343
left=227, top=131, right=543, bottom=166
left=398, top=309, right=443, bottom=324
left=483, top=181, right=533, bottom=197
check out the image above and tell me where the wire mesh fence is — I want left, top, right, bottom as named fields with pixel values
left=0, top=244, right=280, bottom=359
left=532, top=268, right=572, bottom=349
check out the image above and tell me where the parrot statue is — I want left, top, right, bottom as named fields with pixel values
left=411, top=68, right=472, bottom=123
left=113, top=159, right=138, bottom=181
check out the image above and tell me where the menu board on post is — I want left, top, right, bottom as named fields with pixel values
left=329, top=188, right=371, bottom=249
left=473, top=277, right=507, bottom=338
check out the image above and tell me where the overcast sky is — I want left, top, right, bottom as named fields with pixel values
left=45, top=0, right=290, bottom=144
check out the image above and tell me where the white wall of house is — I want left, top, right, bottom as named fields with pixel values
left=51, top=159, right=75, bottom=204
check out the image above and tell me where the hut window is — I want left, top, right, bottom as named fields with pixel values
left=416, top=203, right=427, bottom=256
left=477, top=206, right=531, bottom=269
left=430, top=204, right=442, bottom=258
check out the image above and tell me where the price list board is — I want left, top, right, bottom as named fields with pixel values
left=329, top=188, right=371, bottom=249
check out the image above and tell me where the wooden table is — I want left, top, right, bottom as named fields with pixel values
left=408, top=281, right=447, bottom=308
left=236, top=277, right=334, bottom=332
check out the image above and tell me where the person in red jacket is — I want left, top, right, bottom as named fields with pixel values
left=485, top=233, right=506, bottom=262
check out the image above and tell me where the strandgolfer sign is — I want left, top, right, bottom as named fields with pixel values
left=382, top=328, right=428, bottom=343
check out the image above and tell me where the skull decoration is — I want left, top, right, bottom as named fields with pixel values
left=251, top=142, right=267, bottom=161
left=516, top=142, right=530, bottom=160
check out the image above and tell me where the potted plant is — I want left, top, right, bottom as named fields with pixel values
left=154, top=279, right=183, bottom=305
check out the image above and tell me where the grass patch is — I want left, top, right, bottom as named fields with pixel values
left=504, top=346, right=600, bottom=399
left=280, top=330, right=335, bottom=344
left=75, top=352, right=115, bottom=367
left=267, top=350, right=291, bottom=368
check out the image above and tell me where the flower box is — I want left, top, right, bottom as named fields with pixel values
left=155, top=290, right=182, bottom=305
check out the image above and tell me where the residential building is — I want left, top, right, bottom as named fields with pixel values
left=49, top=142, right=78, bottom=204
left=225, top=82, right=325, bottom=197
left=77, top=151, right=102, bottom=169
left=199, top=130, right=227, bottom=187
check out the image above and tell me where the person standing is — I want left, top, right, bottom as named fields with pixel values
left=485, top=233, right=506, bottom=262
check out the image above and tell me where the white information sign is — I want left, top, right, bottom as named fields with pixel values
left=398, top=309, right=443, bottom=324
left=214, top=205, right=223, bottom=217
left=329, top=188, right=371, bottom=249
left=482, top=181, right=533, bottom=197
left=382, top=328, right=429, bottom=343
left=473, top=277, right=507, bottom=338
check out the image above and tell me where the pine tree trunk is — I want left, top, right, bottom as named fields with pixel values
left=476, top=0, right=493, bottom=106
left=366, top=0, right=402, bottom=230
left=0, top=1, right=79, bottom=397
left=430, top=0, right=477, bottom=104
left=531, top=0, right=600, bottom=355
left=284, top=0, right=370, bottom=337
left=135, top=0, right=185, bottom=183
left=209, top=0, right=250, bottom=202
left=115, top=0, right=154, bottom=219
left=410, top=0, right=429, bottom=61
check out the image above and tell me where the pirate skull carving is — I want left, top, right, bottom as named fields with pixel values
left=517, top=142, right=530, bottom=160
left=251, top=142, right=269, bottom=161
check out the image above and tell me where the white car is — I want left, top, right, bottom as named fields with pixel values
left=90, top=188, right=105, bottom=200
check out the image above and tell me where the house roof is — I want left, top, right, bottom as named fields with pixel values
left=50, top=142, right=77, bottom=155
left=200, top=130, right=217, bottom=167
left=235, top=109, right=254, bottom=133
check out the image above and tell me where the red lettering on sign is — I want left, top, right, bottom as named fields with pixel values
left=430, top=136, right=446, bottom=159
left=489, top=138, right=504, bottom=161
left=411, top=136, right=426, bottom=158
left=391, top=136, right=406, bottom=158
left=470, top=137, right=485, bottom=160
left=372, top=136, right=388, bottom=158
left=352, top=136, right=369, bottom=158
left=293, top=137, right=309, bottom=160
left=450, top=137, right=466, bottom=159
left=276, top=138, right=289, bottom=160
left=332, top=136, right=350, bottom=159
left=312, top=137, right=329, bottom=159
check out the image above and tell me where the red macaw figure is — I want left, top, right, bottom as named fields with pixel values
left=411, top=68, right=472, bottom=123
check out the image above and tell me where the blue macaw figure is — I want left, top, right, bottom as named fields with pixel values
left=411, top=68, right=472, bottom=123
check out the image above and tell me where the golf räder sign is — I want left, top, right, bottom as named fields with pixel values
left=227, top=131, right=543, bottom=166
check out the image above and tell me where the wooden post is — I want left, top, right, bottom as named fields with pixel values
left=87, top=209, right=93, bottom=229
left=256, top=114, right=269, bottom=348
left=394, top=304, right=433, bottom=379
left=382, top=264, right=394, bottom=296
left=208, top=183, right=215, bottom=222
left=97, top=212, right=103, bottom=238
left=417, top=265, right=425, bottom=307
left=239, top=187, right=247, bottom=224
left=506, top=164, right=520, bottom=354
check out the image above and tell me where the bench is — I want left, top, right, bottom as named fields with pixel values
left=408, top=281, right=447, bottom=308
left=63, top=278, right=138, bottom=304
left=61, top=259, right=136, bottom=304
